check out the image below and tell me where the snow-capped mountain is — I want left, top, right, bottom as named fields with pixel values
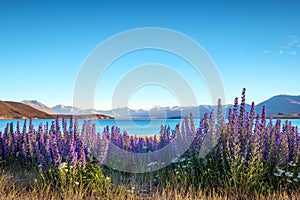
left=22, top=100, right=56, bottom=114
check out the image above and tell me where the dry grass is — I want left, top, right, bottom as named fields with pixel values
left=0, top=170, right=299, bottom=200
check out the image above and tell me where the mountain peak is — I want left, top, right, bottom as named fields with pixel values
left=22, top=100, right=56, bottom=115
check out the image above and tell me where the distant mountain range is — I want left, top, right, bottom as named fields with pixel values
left=0, top=100, right=113, bottom=119
left=255, top=95, right=300, bottom=115
left=17, top=94, right=300, bottom=119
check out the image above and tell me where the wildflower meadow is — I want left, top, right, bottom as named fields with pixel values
left=0, top=89, right=299, bottom=199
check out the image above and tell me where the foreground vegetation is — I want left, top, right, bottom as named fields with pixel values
left=0, top=89, right=299, bottom=199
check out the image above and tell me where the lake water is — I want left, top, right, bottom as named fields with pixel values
left=0, top=118, right=299, bottom=136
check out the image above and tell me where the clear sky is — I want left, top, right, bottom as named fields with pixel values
left=0, top=0, right=300, bottom=110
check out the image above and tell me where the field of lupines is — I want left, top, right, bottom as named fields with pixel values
left=0, top=89, right=299, bottom=199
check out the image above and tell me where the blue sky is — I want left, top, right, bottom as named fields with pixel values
left=0, top=0, right=300, bottom=109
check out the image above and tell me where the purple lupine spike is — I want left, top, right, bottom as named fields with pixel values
left=217, top=99, right=224, bottom=130
left=2, top=127, right=8, bottom=161
left=261, top=106, right=267, bottom=127
left=44, top=122, right=49, bottom=138
left=296, top=128, right=300, bottom=163
left=9, top=122, right=16, bottom=155
left=96, top=134, right=109, bottom=166
left=228, top=108, right=233, bottom=124
left=69, top=115, right=73, bottom=133
left=165, top=125, right=171, bottom=144
left=262, top=123, right=270, bottom=162
left=158, top=125, right=166, bottom=150
left=55, top=116, right=60, bottom=135
left=67, top=136, right=77, bottom=169
left=209, top=109, right=216, bottom=135
left=74, top=116, right=79, bottom=138
left=133, top=136, right=139, bottom=153
left=239, top=88, right=246, bottom=123
left=250, top=122, right=262, bottom=165
left=137, top=137, right=144, bottom=153
left=152, top=135, right=158, bottom=151
left=128, top=135, right=134, bottom=152
left=26, top=127, right=33, bottom=161
left=62, top=116, right=67, bottom=135
left=51, top=134, right=61, bottom=166
left=190, top=113, right=196, bottom=135
left=22, top=119, right=27, bottom=134
left=0, top=132, right=3, bottom=159
left=21, top=142, right=27, bottom=162
left=195, top=120, right=205, bottom=153
left=78, top=138, right=86, bottom=169
left=239, top=89, right=246, bottom=143
left=15, top=121, right=21, bottom=152
left=91, top=123, right=97, bottom=144
left=205, top=109, right=217, bottom=155
left=145, top=136, right=152, bottom=152
left=111, top=126, right=116, bottom=146
left=50, top=121, right=55, bottom=135
left=274, top=119, right=282, bottom=150
left=292, top=126, right=298, bottom=162
left=33, top=140, right=41, bottom=164
left=37, top=123, right=44, bottom=143
left=233, top=97, right=239, bottom=121
left=121, top=130, right=129, bottom=150
left=45, top=137, right=52, bottom=164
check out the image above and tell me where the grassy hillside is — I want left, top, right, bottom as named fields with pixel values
left=0, top=101, right=53, bottom=119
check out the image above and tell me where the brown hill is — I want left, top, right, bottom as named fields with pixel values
left=0, top=101, right=53, bottom=119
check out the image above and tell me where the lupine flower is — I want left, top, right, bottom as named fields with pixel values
left=58, top=162, right=68, bottom=170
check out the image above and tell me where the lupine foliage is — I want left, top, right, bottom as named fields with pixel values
left=0, top=89, right=299, bottom=193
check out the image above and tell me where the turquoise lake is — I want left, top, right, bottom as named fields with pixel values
left=0, top=118, right=299, bottom=136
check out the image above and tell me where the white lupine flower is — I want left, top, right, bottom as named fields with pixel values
left=147, top=161, right=158, bottom=167
left=288, top=161, right=296, bottom=167
left=277, top=168, right=285, bottom=174
left=287, top=179, right=292, bottom=183
left=176, top=171, right=179, bottom=174
left=38, top=164, right=43, bottom=168
left=274, top=173, right=281, bottom=177
left=293, top=178, right=298, bottom=183
left=285, top=172, right=294, bottom=177
left=58, top=162, right=68, bottom=170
